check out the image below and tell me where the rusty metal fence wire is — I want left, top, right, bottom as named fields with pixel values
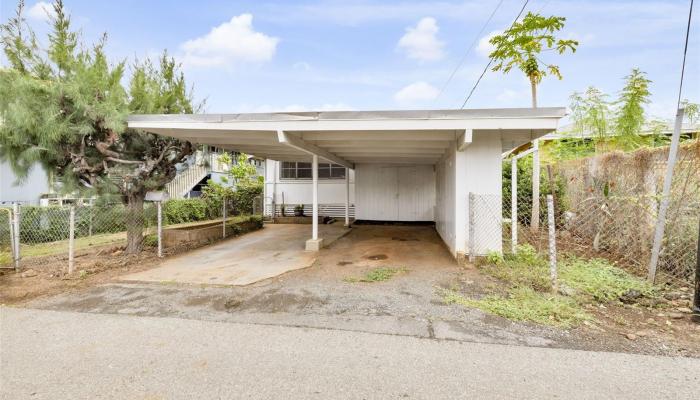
left=469, top=140, right=700, bottom=287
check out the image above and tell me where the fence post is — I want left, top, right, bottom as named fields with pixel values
left=468, top=192, right=476, bottom=262
left=222, top=198, right=227, bottom=238
left=648, top=107, right=685, bottom=283
left=546, top=195, right=558, bottom=292
left=157, top=201, right=163, bottom=258
left=12, top=203, right=20, bottom=271
left=88, top=206, right=93, bottom=237
left=692, top=217, right=699, bottom=323
left=511, top=157, right=518, bottom=254
left=68, top=206, right=75, bottom=274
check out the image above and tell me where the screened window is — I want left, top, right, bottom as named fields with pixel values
left=280, top=161, right=346, bottom=179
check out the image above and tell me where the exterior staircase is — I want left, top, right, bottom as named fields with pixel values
left=165, top=151, right=217, bottom=199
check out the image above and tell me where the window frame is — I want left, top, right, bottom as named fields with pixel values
left=279, top=161, right=346, bottom=180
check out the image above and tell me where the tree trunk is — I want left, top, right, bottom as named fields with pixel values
left=125, top=193, right=145, bottom=254
left=530, top=76, right=538, bottom=108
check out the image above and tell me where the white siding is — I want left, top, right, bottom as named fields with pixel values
left=455, top=131, right=503, bottom=256
left=263, top=159, right=355, bottom=208
left=435, top=144, right=457, bottom=254
left=355, top=164, right=435, bottom=221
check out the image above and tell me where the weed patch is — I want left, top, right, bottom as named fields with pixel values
left=345, top=267, right=407, bottom=283
left=441, top=287, right=591, bottom=328
left=445, top=245, right=658, bottom=328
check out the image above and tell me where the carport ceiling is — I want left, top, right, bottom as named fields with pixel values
left=128, top=108, right=566, bottom=166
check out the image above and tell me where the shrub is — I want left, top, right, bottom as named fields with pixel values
left=163, top=199, right=209, bottom=224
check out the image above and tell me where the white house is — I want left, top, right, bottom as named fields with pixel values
left=128, top=107, right=565, bottom=260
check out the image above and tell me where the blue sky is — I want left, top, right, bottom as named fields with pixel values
left=1, top=0, right=698, bottom=119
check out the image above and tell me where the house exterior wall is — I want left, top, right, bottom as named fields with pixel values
left=436, top=143, right=457, bottom=254
left=355, top=164, right=435, bottom=221
left=455, top=131, right=503, bottom=257
left=263, top=160, right=355, bottom=216
left=0, top=161, right=50, bottom=205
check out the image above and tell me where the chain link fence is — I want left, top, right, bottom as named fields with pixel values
left=470, top=139, right=699, bottom=287
left=0, top=196, right=265, bottom=275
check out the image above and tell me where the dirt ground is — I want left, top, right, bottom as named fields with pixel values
left=5, top=224, right=700, bottom=358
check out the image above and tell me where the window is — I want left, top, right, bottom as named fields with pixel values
left=280, top=161, right=346, bottom=179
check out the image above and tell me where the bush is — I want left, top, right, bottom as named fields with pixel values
left=163, top=199, right=209, bottom=224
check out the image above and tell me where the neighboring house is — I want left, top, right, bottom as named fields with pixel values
left=128, top=108, right=565, bottom=259
left=0, top=160, right=52, bottom=206
left=165, top=146, right=264, bottom=199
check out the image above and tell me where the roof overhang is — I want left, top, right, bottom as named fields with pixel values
left=128, top=107, right=566, bottom=167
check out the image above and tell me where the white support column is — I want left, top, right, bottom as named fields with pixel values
left=306, top=155, right=324, bottom=251
left=344, top=168, right=350, bottom=227
left=531, top=139, right=540, bottom=232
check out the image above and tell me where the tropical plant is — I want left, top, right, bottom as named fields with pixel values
left=569, top=87, right=611, bottom=140
left=488, top=12, right=578, bottom=107
left=0, top=0, right=202, bottom=253
left=613, top=68, right=651, bottom=150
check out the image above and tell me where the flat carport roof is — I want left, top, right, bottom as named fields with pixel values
left=128, top=107, right=566, bottom=251
left=127, top=107, right=567, bottom=167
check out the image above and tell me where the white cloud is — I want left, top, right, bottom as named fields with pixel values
left=27, top=1, right=55, bottom=21
left=393, top=81, right=439, bottom=105
left=397, top=17, right=444, bottom=62
left=181, top=14, right=278, bottom=68
left=292, top=61, right=311, bottom=71
left=476, top=30, right=501, bottom=58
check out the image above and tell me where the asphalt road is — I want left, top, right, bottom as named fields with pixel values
left=1, top=307, right=697, bottom=399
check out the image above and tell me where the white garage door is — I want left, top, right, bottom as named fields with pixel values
left=355, top=164, right=436, bottom=221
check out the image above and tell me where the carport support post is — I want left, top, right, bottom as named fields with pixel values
left=312, top=155, right=319, bottom=240
left=344, top=168, right=350, bottom=227
left=305, top=155, right=324, bottom=251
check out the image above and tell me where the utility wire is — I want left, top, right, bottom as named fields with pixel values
left=433, top=0, right=505, bottom=105
left=461, top=0, right=530, bottom=109
left=676, top=0, right=693, bottom=109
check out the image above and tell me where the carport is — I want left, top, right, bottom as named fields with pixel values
left=127, top=108, right=565, bottom=260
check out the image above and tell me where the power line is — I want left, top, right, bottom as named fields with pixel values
left=676, top=0, right=693, bottom=109
left=460, top=0, right=531, bottom=109
left=433, top=0, right=505, bottom=105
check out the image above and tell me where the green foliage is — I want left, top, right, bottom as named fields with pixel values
left=200, top=179, right=263, bottom=216
left=559, top=257, right=657, bottom=302
left=502, top=155, right=567, bottom=224
left=569, top=87, right=611, bottom=140
left=163, top=199, right=209, bottom=225
left=345, top=267, right=407, bottom=283
left=489, top=12, right=578, bottom=106
left=614, top=68, right=651, bottom=150
left=0, top=0, right=201, bottom=253
left=448, top=247, right=659, bottom=327
left=442, top=287, right=591, bottom=328
left=143, top=234, right=158, bottom=248
left=485, top=250, right=504, bottom=265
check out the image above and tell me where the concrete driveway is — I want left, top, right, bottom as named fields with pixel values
left=121, top=224, right=350, bottom=286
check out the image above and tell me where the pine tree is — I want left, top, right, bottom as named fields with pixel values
left=0, top=0, right=202, bottom=253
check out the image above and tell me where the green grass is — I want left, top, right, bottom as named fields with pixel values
left=441, top=287, right=591, bottom=328
left=444, top=244, right=658, bottom=328
left=345, top=267, right=407, bottom=283
left=558, top=257, right=657, bottom=302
